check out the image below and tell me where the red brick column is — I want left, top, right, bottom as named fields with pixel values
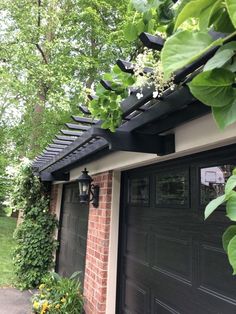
left=84, top=171, right=113, bottom=314
left=49, top=184, right=59, bottom=214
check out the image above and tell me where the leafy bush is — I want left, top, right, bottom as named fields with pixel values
left=12, top=162, right=58, bottom=289
left=32, top=272, right=84, bottom=314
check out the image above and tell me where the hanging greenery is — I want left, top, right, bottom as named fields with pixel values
left=204, top=169, right=236, bottom=275
left=12, top=161, right=58, bottom=289
left=89, top=65, right=136, bottom=131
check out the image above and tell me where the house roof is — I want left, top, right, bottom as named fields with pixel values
left=33, top=31, right=228, bottom=181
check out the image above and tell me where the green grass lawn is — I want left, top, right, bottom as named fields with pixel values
left=0, top=216, right=17, bottom=287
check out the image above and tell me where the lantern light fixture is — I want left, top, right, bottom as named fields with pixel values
left=77, top=168, right=99, bottom=208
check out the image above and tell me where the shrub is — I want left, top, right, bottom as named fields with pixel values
left=32, top=272, right=84, bottom=314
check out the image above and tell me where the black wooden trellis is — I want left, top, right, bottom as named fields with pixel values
left=33, top=30, right=234, bottom=181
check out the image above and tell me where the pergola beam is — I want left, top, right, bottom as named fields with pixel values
left=121, top=86, right=154, bottom=117
left=49, top=144, right=68, bottom=149
left=41, top=153, right=57, bottom=157
left=100, top=79, right=115, bottom=91
left=45, top=147, right=62, bottom=152
left=71, top=116, right=98, bottom=124
left=53, top=139, right=72, bottom=145
left=139, top=32, right=165, bottom=50
left=60, top=130, right=83, bottom=136
left=56, top=135, right=77, bottom=141
left=88, top=95, right=98, bottom=101
left=43, top=151, right=59, bottom=155
left=65, top=123, right=90, bottom=131
left=116, top=59, right=153, bottom=74
left=78, top=105, right=91, bottom=115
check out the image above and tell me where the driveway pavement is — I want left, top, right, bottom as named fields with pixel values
left=0, top=288, right=32, bottom=314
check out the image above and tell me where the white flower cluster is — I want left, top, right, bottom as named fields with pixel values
left=133, top=48, right=175, bottom=99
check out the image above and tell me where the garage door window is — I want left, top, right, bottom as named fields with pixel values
left=156, top=169, right=189, bottom=207
left=200, top=165, right=235, bottom=205
left=129, top=177, right=149, bottom=205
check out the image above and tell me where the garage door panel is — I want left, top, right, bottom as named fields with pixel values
left=153, top=298, right=180, bottom=314
left=196, top=287, right=236, bottom=314
left=152, top=233, right=192, bottom=282
left=124, top=256, right=151, bottom=283
left=126, top=227, right=149, bottom=264
left=198, top=244, right=236, bottom=300
left=125, top=255, right=193, bottom=294
left=57, top=183, right=89, bottom=284
left=124, top=278, right=149, bottom=314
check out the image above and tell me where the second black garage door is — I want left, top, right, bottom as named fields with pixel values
left=57, top=182, right=89, bottom=285
left=117, top=145, right=236, bottom=314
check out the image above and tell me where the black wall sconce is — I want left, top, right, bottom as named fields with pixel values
left=77, top=168, right=99, bottom=208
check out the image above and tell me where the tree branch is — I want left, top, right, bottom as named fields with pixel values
left=38, top=0, right=41, bottom=28
left=35, top=43, right=48, bottom=64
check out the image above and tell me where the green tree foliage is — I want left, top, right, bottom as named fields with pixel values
left=0, top=0, right=130, bottom=158
left=12, top=163, right=58, bottom=289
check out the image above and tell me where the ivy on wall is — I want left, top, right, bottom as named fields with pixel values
left=12, top=162, right=58, bottom=289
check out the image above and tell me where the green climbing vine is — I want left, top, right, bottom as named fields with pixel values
left=12, top=161, right=58, bottom=289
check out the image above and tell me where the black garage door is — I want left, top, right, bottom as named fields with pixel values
left=117, top=146, right=236, bottom=314
left=56, top=182, right=89, bottom=284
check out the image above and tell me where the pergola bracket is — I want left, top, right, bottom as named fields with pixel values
left=91, top=127, right=175, bottom=155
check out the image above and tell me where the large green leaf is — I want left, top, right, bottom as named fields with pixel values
left=124, top=22, right=138, bottom=42
left=204, top=50, right=234, bottom=71
left=228, top=235, right=236, bottom=274
left=175, top=0, right=216, bottom=30
left=222, top=225, right=236, bottom=252
left=208, top=0, right=223, bottom=26
left=161, top=31, right=221, bottom=79
left=204, top=194, right=226, bottom=219
left=188, top=68, right=236, bottom=108
left=225, top=0, right=236, bottom=28
left=224, top=59, right=236, bottom=72
left=204, top=42, right=236, bottom=71
left=214, top=8, right=235, bottom=33
left=212, top=101, right=236, bottom=129
left=198, top=2, right=215, bottom=30
left=225, top=175, right=236, bottom=195
left=226, top=193, right=236, bottom=221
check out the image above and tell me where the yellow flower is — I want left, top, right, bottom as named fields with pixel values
left=55, top=304, right=60, bottom=309
left=61, top=297, right=66, bottom=303
left=39, top=284, right=45, bottom=290
left=40, top=301, right=49, bottom=314
left=33, top=301, right=40, bottom=310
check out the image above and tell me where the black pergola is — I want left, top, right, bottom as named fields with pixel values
left=33, top=31, right=230, bottom=181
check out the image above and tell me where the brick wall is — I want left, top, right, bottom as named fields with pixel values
left=84, top=171, right=113, bottom=314
left=50, top=184, right=59, bottom=214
